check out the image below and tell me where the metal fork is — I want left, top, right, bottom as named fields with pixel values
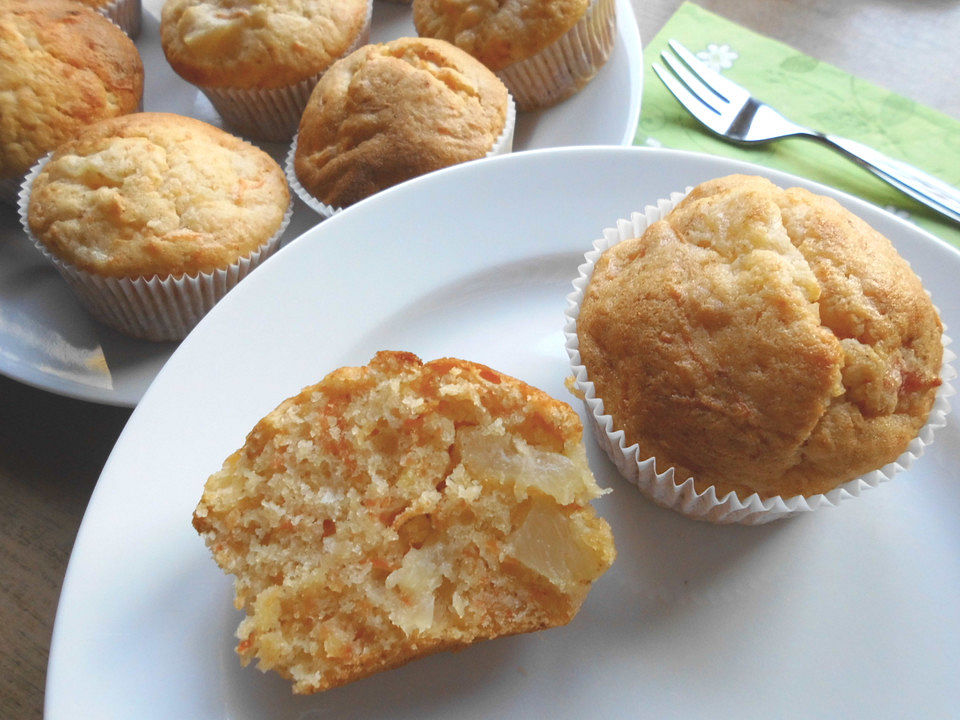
left=653, top=39, right=960, bottom=225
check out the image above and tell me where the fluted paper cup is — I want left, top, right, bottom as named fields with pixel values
left=498, top=0, right=617, bottom=111
left=97, top=0, right=141, bottom=38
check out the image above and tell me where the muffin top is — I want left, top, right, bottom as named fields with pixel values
left=294, top=36, right=510, bottom=210
left=412, top=0, right=588, bottom=71
left=160, top=0, right=371, bottom=90
left=0, top=0, right=144, bottom=180
left=27, top=112, right=290, bottom=279
left=195, top=350, right=614, bottom=693
left=577, top=174, right=943, bottom=500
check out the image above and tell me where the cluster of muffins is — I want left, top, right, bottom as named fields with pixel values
left=281, top=0, right=618, bottom=216
left=158, top=0, right=614, bottom=217
left=5, top=0, right=297, bottom=341
left=5, top=0, right=619, bottom=340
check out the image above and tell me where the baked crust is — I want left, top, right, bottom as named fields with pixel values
left=0, top=0, right=143, bottom=179
left=412, top=0, right=589, bottom=71
left=27, top=112, right=289, bottom=278
left=194, top=351, right=615, bottom=693
left=577, top=174, right=943, bottom=499
left=160, top=0, right=370, bottom=89
left=294, top=36, right=508, bottom=209
left=75, top=0, right=116, bottom=9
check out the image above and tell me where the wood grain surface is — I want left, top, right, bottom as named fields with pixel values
left=1, top=1, right=957, bottom=717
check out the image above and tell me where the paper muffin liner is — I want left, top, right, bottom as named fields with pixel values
left=564, top=189, right=957, bottom=525
left=18, top=153, right=292, bottom=342
left=286, top=92, right=517, bottom=218
left=497, top=0, right=616, bottom=111
left=196, top=0, right=372, bottom=143
left=96, top=0, right=141, bottom=38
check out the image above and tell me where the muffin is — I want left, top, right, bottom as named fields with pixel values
left=568, top=175, right=950, bottom=524
left=160, top=0, right=373, bottom=142
left=21, top=112, right=291, bottom=341
left=0, top=0, right=143, bottom=205
left=194, top=351, right=615, bottom=693
left=75, top=0, right=142, bottom=37
left=291, top=36, right=515, bottom=216
left=413, top=0, right=616, bottom=110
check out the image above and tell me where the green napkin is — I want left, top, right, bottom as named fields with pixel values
left=636, top=2, right=960, bottom=250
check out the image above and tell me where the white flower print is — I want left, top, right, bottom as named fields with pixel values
left=696, top=43, right=738, bottom=72
left=884, top=205, right=913, bottom=222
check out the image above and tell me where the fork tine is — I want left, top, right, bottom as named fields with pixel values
left=652, top=63, right=726, bottom=132
left=659, top=50, right=725, bottom=114
left=667, top=39, right=746, bottom=104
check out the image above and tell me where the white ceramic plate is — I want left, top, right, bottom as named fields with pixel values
left=47, top=148, right=960, bottom=719
left=0, top=0, right=643, bottom=407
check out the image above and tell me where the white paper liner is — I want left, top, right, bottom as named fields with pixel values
left=564, top=188, right=957, bottom=525
left=18, top=153, right=292, bottom=342
left=286, top=92, right=517, bottom=218
left=96, top=0, right=141, bottom=38
left=497, top=0, right=616, bottom=111
left=194, top=1, right=372, bottom=142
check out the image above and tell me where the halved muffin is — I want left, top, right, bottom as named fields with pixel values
left=194, top=351, right=615, bottom=692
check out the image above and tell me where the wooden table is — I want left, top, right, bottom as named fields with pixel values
left=2, top=1, right=958, bottom=717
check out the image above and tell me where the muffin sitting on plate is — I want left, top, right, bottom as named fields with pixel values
left=290, top=36, right=515, bottom=217
left=161, top=0, right=373, bottom=141
left=413, top=0, right=616, bottom=110
left=21, top=112, right=291, bottom=341
left=568, top=174, right=949, bottom=524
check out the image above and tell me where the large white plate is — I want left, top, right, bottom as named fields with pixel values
left=47, top=147, right=960, bottom=719
left=0, top=0, right=643, bottom=407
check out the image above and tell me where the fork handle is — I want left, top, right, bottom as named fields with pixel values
left=810, top=133, right=960, bottom=224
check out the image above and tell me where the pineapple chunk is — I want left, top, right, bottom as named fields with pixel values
left=503, top=500, right=608, bottom=594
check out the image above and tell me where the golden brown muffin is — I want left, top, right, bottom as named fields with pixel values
left=577, top=174, right=943, bottom=500
left=0, top=0, right=143, bottom=191
left=413, top=0, right=588, bottom=71
left=27, top=112, right=290, bottom=279
left=413, top=0, right=615, bottom=109
left=160, top=0, right=371, bottom=90
left=293, top=36, right=512, bottom=211
left=194, top=351, right=615, bottom=694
